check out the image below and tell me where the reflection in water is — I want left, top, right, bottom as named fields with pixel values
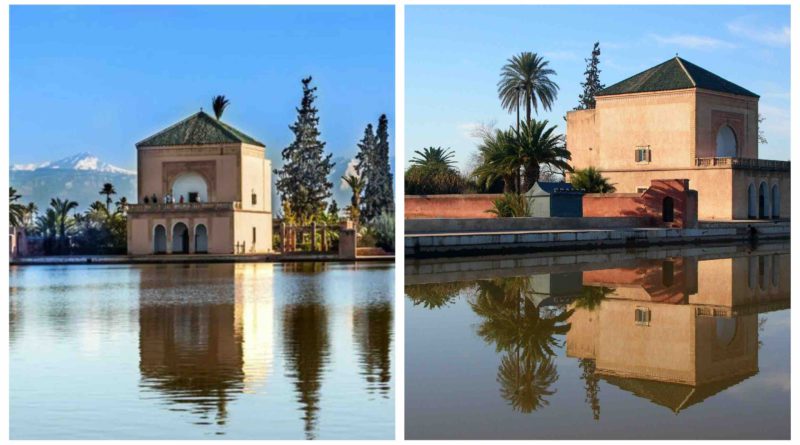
left=138, top=265, right=244, bottom=430
left=406, top=247, right=790, bottom=438
left=282, top=295, right=330, bottom=440
left=353, top=300, right=393, bottom=397
left=10, top=262, right=394, bottom=440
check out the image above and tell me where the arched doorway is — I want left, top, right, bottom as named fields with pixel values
left=153, top=225, right=167, bottom=254
left=716, top=125, right=737, bottom=157
left=771, top=184, right=780, bottom=219
left=172, top=172, right=209, bottom=203
left=758, top=182, right=768, bottom=219
left=172, top=222, right=189, bottom=254
left=662, top=197, right=674, bottom=223
left=747, top=184, right=757, bottom=219
left=195, top=224, right=208, bottom=254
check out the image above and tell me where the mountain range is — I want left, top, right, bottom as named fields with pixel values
left=11, top=153, right=359, bottom=215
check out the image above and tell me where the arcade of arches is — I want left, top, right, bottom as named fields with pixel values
left=153, top=222, right=209, bottom=254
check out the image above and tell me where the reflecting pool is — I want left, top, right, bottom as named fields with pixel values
left=10, top=262, right=394, bottom=439
left=405, top=243, right=789, bottom=440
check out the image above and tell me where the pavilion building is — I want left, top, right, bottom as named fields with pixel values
left=127, top=110, right=272, bottom=255
left=566, top=57, right=790, bottom=220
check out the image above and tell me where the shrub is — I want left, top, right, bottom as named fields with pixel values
left=487, top=193, right=529, bottom=217
left=405, top=165, right=466, bottom=195
left=368, top=212, right=395, bottom=252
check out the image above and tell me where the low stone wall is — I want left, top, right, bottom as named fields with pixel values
left=405, top=222, right=790, bottom=258
left=583, top=179, right=698, bottom=228
left=406, top=216, right=649, bottom=234
left=405, top=194, right=501, bottom=219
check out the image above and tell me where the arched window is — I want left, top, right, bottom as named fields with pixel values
left=758, top=182, right=768, bottom=219
left=747, top=184, right=757, bottom=219
left=153, top=225, right=167, bottom=254
left=195, top=224, right=208, bottom=254
left=771, top=184, right=780, bottom=219
left=172, top=172, right=209, bottom=203
left=662, top=197, right=674, bottom=223
left=716, top=125, right=737, bottom=158
left=172, top=222, right=189, bottom=254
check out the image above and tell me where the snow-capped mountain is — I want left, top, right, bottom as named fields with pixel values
left=10, top=153, right=137, bottom=212
left=12, top=152, right=135, bottom=175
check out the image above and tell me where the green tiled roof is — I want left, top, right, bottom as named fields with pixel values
left=137, top=111, right=265, bottom=148
left=596, top=57, right=759, bottom=98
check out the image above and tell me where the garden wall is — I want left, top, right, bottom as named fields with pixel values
left=583, top=179, right=698, bottom=228
left=405, top=194, right=501, bottom=219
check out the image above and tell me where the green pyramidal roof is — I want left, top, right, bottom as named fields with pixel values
left=596, top=57, right=759, bottom=98
left=137, top=111, right=265, bottom=148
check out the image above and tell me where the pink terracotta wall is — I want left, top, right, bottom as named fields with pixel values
left=583, top=179, right=698, bottom=228
left=405, top=194, right=501, bottom=219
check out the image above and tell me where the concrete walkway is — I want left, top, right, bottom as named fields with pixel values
left=10, top=252, right=394, bottom=266
left=405, top=221, right=789, bottom=258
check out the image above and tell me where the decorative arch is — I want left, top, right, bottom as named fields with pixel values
left=172, top=222, right=190, bottom=254
left=153, top=224, right=167, bottom=254
left=195, top=224, right=208, bottom=254
left=715, top=125, right=738, bottom=158
left=171, top=172, right=209, bottom=203
left=771, top=184, right=780, bottom=219
left=747, top=184, right=757, bottom=219
left=758, top=182, right=768, bottom=219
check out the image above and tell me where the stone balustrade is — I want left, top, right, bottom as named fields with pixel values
left=695, top=157, right=790, bottom=171
left=128, top=201, right=242, bottom=213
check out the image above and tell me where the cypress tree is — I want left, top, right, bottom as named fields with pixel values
left=575, top=42, right=605, bottom=110
left=359, top=114, right=394, bottom=222
left=274, top=77, right=335, bottom=224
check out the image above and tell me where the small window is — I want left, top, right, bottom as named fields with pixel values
left=635, top=307, right=651, bottom=326
left=635, top=146, right=651, bottom=163
left=252, top=227, right=256, bottom=244
left=251, top=191, right=257, bottom=205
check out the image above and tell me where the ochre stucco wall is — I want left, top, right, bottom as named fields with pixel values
left=405, top=194, right=501, bottom=219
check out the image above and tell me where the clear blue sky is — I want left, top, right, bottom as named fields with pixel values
left=10, top=5, right=395, bottom=170
left=406, top=5, right=790, bottom=170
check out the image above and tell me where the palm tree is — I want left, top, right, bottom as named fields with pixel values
left=35, top=208, right=58, bottom=254
left=570, top=167, right=616, bottom=193
left=516, top=120, right=572, bottom=191
left=473, top=128, right=518, bottom=193
left=474, top=120, right=571, bottom=194
left=9, top=187, right=26, bottom=227
left=409, top=147, right=457, bottom=171
left=50, top=197, right=79, bottom=254
left=498, top=52, right=559, bottom=126
left=212, top=95, right=230, bottom=120
left=342, top=174, right=366, bottom=223
left=23, top=202, right=38, bottom=228
left=99, top=183, right=116, bottom=210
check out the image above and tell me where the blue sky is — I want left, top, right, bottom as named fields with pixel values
left=406, top=5, right=790, bottom=170
left=10, top=5, right=395, bottom=171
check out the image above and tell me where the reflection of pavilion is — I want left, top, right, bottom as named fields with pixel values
left=138, top=264, right=274, bottom=428
left=567, top=252, right=789, bottom=413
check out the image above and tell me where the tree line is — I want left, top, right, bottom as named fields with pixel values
left=405, top=43, right=616, bottom=216
left=10, top=183, right=128, bottom=255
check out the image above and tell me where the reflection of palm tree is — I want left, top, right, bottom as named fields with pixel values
left=498, top=353, right=558, bottom=413
left=579, top=358, right=601, bottom=421
left=353, top=301, right=392, bottom=397
left=574, top=286, right=614, bottom=312
left=283, top=299, right=330, bottom=440
left=470, top=277, right=572, bottom=413
left=405, top=281, right=473, bottom=309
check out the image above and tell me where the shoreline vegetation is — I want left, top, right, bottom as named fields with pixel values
left=404, top=44, right=631, bottom=217
left=11, top=78, right=396, bottom=257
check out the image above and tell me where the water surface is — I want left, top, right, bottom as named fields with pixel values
left=405, top=244, right=789, bottom=440
left=10, top=262, right=394, bottom=439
